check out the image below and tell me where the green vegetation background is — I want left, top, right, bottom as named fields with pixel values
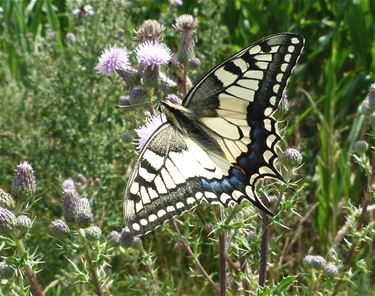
left=0, top=0, right=374, bottom=295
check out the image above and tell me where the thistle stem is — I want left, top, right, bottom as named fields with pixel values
left=217, top=206, right=228, bottom=296
left=259, top=210, right=270, bottom=288
left=78, top=230, right=104, bottom=296
left=171, top=220, right=219, bottom=293
left=15, top=239, right=44, bottom=296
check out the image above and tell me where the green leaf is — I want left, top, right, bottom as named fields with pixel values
left=274, top=275, right=297, bottom=294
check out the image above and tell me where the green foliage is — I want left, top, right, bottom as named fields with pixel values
left=0, top=0, right=375, bottom=295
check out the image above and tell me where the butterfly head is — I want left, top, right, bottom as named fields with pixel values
left=160, top=100, right=195, bottom=132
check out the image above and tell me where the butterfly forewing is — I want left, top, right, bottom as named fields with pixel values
left=182, top=33, right=304, bottom=212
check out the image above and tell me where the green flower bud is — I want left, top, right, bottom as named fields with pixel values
left=75, top=198, right=93, bottom=228
left=85, top=225, right=102, bottom=241
left=0, top=188, right=15, bottom=209
left=51, top=219, right=69, bottom=238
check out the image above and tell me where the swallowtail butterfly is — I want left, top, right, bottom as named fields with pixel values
left=124, top=33, right=304, bottom=236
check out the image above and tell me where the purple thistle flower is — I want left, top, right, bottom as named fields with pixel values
left=62, top=179, right=75, bottom=191
left=0, top=207, right=16, bottom=232
left=135, top=41, right=171, bottom=69
left=61, top=189, right=79, bottom=222
left=75, top=198, right=93, bottom=228
left=12, top=161, right=36, bottom=198
left=97, top=46, right=129, bottom=75
left=135, top=114, right=166, bottom=152
left=107, top=230, right=121, bottom=245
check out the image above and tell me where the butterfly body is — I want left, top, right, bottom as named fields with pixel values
left=124, top=33, right=305, bottom=236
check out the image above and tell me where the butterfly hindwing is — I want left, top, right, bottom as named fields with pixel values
left=124, top=122, right=231, bottom=235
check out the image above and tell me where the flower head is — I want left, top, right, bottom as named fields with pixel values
left=135, top=41, right=171, bottom=69
left=129, top=87, right=147, bottom=104
left=76, top=173, right=87, bottom=184
left=188, top=57, right=201, bottom=69
left=12, top=162, right=36, bottom=198
left=107, top=230, right=121, bottom=245
left=324, top=263, right=339, bottom=278
left=354, top=140, right=369, bottom=154
left=75, top=198, right=93, bottom=228
left=51, top=219, right=69, bottom=238
left=61, top=189, right=79, bottom=222
left=174, top=15, right=198, bottom=63
left=97, top=46, right=129, bottom=75
left=0, top=207, right=16, bottom=232
left=278, top=90, right=289, bottom=113
left=62, top=179, right=75, bottom=191
left=0, top=188, right=15, bottom=209
left=282, top=148, right=303, bottom=167
left=120, top=226, right=134, bottom=247
left=368, top=83, right=375, bottom=108
left=174, top=14, right=198, bottom=33
left=85, top=225, right=102, bottom=241
left=65, top=32, right=76, bottom=43
left=135, top=114, right=166, bottom=152
left=303, top=255, right=326, bottom=269
left=169, top=0, right=183, bottom=6
left=0, top=262, right=13, bottom=279
left=136, top=19, right=165, bottom=43
left=166, top=94, right=182, bottom=105
left=16, top=215, right=32, bottom=231
left=118, top=95, right=130, bottom=107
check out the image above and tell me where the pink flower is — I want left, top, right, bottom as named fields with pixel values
left=135, top=41, right=171, bottom=69
left=97, top=46, right=129, bottom=75
left=135, top=114, right=166, bottom=152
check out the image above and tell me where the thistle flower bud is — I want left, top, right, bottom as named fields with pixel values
left=369, top=112, right=375, bottom=127
left=75, top=198, right=93, bottom=228
left=118, top=95, right=131, bottom=107
left=324, top=263, right=339, bottom=278
left=136, top=20, right=165, bottom=43
left=62, top=179, right=75, bottom=191
left=278, top=91, right=289, bottom=113
left=359, top=98, right=370, bottom=114
left=0, top=262, right=13, bottom=279
left=166, top=94, right=182, bottom=105
left=133, top=236, right=143, bottom=249
left=97, top=46, right=129, bottom=76
left=0, top=188, right=15, bottom=209
left=51, top=219, right=69, bottom=238
left=367, top=83, right=375, bottom=109
left=120, top=227, right=134, bottom=247
left=47, top=31, right=57, bottom=41
left=85, top=225, right=102, bottom=241
left=94, top=178, right=102, bottom=187
left=121, top=132, right=133, bottom=143
left=174, top=15, right=198, bottom=64
left=77, top=173, right=87, bottom=185
left=129, top=87, right=147, bottom=104
left=169, top=0, right=183, bottom=7
left=61, top=189, right=79, bottom=222
left=303, top=255, right=326, bottom=269
left=0, top=207, right=16, bottom=232
left=16, top=215, right=32, bottom=231
left=12, top=162, right=36, bottom=198
left=65, top=32, right=76, bottom=43
left=116, top=67, right=139, bottom=86
left=354, top=140, right=369, bottom=155
left=188, top=58, right=201, bottom=69
left=282, top=148, right=303, bottom=167
left=107, top=231, right=121, bottom=246
left=246, top=230, right=257, bottom=240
